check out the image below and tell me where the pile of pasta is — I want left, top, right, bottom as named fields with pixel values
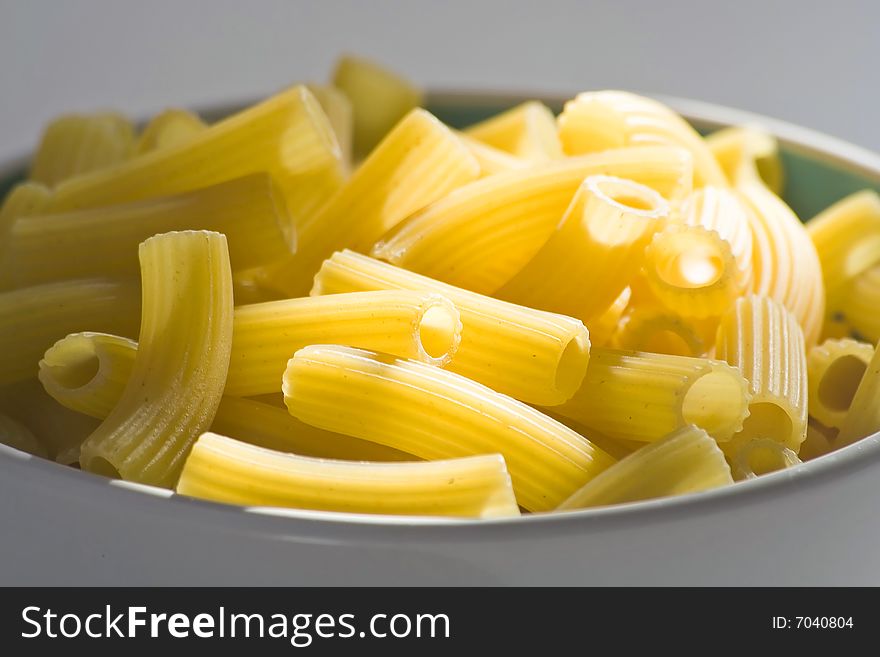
left=2, top=55, right=879, bottom=519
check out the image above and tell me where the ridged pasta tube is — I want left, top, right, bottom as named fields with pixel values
left=838, top=335, right=880, bottom=447
left=456, top=131, right=529, bottom=177
left=256, top=108, right=480, bottom=296
left=282, top=345, right=615, bottom=511
left=548, top=347, right=750, bottom=443
left=134, top=109, right=207, bottom=154
left=557, top=91, right=726, bottom=186
left=372, top=146, right=694, bottom=294
left=729, top=438, right=802, bottom=481
left=705, top=125, right=784, bottom=194
left=799, top=420, right=838, bottom=461
left=79, top=231, right=233, bottom=487
left=558, top=425, right=733, bottom=509
left=716, top=296, right=808, bottom=451
left=311, top=250, right=591, bottom=406
left=0, top=412, right=48, bottom=458
left=612, top=304, right=717, bottom=357
left=585, top=287, right=631, bottom=348
left=305, top=84, right=353, bottom=171
left=2, top=174, right=295, bottom=288
left=0, top=182, right=50, bottom=241
left=29, top=112, right=135, bottom=186
left=496, top=175, right=669, bottom=322
left=807, top=338, right=873, bottom=430
left=464, top=101, right=563, bottom=161
left=178, top=432, right=519, bottom=518
left=226, top=290, right=462, bottom=397
left=839, top=263, right=880, bottom=342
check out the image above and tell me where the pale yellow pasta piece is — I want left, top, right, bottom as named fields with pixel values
left=456, top=131, right=529, bottom=177
left=332, top=54, right=422, bottom=157
left=557, top=91, right=725, bottom=186
left=838, top=334, right=880, bottom=447
left=716, top=295, right=808, bottom=451
left=0, top=278, right=139, bottom=386
left=226, top=290, right=461, bottom=397
left=807, top=338, right=873, bottom=429
left=799, top=420, right=838, bottom=461
left=305, top=84, right=353, bottom=171
left=558, top=425, right=733, bottom=509
left=312, top=250, right=590, bottom=406
left=548, top=347, right=750, bottom=443
left=135, top=109, right=207, bottom=154
left=729, top=438, right=802, bottom=481
left=282, top=345, right=615, bottom=511
left=178, top=432, right=519, bottom=518
left=30, top=112, right=135, bottom=187
left=256, top=108, right=479, bottom=296
left=838, top=262, right=880, bottom=343
left=612, top=303, right=717, bottom=357
left=0, top=411, right=49, bottom=458
left=373, top=146, right=693, bottom=294
left=79, top=231, right=233, bottom=487
left=705, top=125, right=784, bottom=194
left=0, top=182, right=51, bottom=239
left=2, top=174, right=294, bottom=288
left=46, top=86, right=344, bottom=234
left=585, top=287, right=631, bottom=348
left=464, top=101, right=563, bottom=161
left=496, top=175, right=668, bottom=322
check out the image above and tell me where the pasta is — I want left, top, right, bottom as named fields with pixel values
left=464, top=101, right=563, bottom=162
left=0, top=182, right=50, bottom=241
left=705, top=125, right=784, bottom=194
left=0, top=412, right=49, bottom=458
left=548, top=347, right=750, bottom=443
left=838, top=262, right=880, bottom=343
left=729, top=438, right=802, bottom=481
left=799, top=420, right=838, bottom=461
left=372, top=146, right=694, bottom=294
left=282, top=345, right=615, bottom=511
left=177, top=432, right=519, bottom=518
left=807, top=338, right=873, bottom=430
left=558, top=425, right=733, bottom=510
left=585, top=287, right=631, bottom=348
left=134, top=109, right=207, bottom=154
left=715, top=295, right=808, bottom=451
left=79, top=231, right=233, bottom=487
left=1, top=173, right=295, bottom=288
left=311, top=250, right=591, bottom=405
left=611, top=301, right=717, bottom=357
left=304, top=84, right=353, bottom=171
left=496, top=175, right=669, bottom=322
left=837, top=334, right=880, bottom=447
left=456, top=131, right=529, bottom=176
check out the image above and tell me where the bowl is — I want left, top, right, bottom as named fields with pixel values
left=2, top=92, right=880, bottom=585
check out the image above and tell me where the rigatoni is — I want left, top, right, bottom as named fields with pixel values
left=177, top=432, right=519, bottom=518
left=612, top=303, right=717, bottom=357
left=705, top=125, right=784, bottom=194
left=837, top=335, right=880, bottom=447
left=839, top=262, right=880, bottom=342
left=807, top=338, right=873, bottom=430
left=135, top=109, right=207, bottom=154
left=282, top=345, right=615, bottom=511
left=558, top=425, right=732, bottom=509
left=79, top=231, right=233, bottom=487
left=305, top=84, right=353, bottom=171
left=729, top=438, right=802, bottom=481
left=464, top=101, right=563, bottom=162
left=456, top=132, right=528, bottom=177
left=312, top=250, right=591, bottom=406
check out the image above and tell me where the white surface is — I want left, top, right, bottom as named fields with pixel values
left=1, top=0, right=879, bottom=155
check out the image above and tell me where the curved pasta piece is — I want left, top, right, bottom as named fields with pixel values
left=838, top=335, right=880, bottom=447
left=135, top=109, right=207, bottom=154
left=311, top=250, right=591, bottom=406
left=557, top=90, right=725, bottom=186
left=585, top=287, right=631, bottom=348
left=716, top=295, right=808, bottom=451
left=178, top=432, right=519, bottom=518
left=558, top=425, right=732, bottom=510
left=372, top=146, right=693, bottom=294
left=807, top=338, right=873, bottom=430
left=456, top=131, right=529, bottom=177
left=464, top=101, right=563, bottom=161
left=227, top=290, right=461, bottom=397
left=612, top=303, right=717, bottom=357
left=547, top=347, right=750, bottom=443
left=496, top=175, right=668, bottom=322
left=704, top=125, right=784, bottom=194
left=79, top=231, right=233, bottom=487
left=839, top=262, right=880, bottom=343
left=2, top=174, right=295, bottom=288
left=0, top=412, right=48, bottom=458
left=305, top=85, right=353, bottom=171
left=729, top=438, right=802, bottom=481
left=282, top=345, right=615, bottom=511
left=29, top=112, right=135, bottom=187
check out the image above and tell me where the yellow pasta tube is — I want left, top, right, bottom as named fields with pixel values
left=282, top=345, right=615, bottom=511
left=0, top=182, right=50, bottom=245
left=305, top=84, right=353, bottom=171
left=807, top=338, right=873, bottom=430
left=332, top=54, right=422, bottom=158
left=729, top=438, right=802, bottom=481
left=497, top=175, right=668, bottom=322
left=79, top=231, right=233, bottom=487
left=134, top=109, right=207, bottom=154
left=680, top=185, right=754, bottom=291
left=642, top=224, right=740, bottom=319
left=557, top=91, right=726, bottom=186
left=29, top=112, right=135, bottom=187
left=612, top=303, right=717, bottom=357
left=0, top=411, right=49, bottom=458
left=311, top=250, right=591, bottom=406
left=705, top=125, right=784, bottom=194
left=806, top=190, right=880, bottom=305
left=456, top=131, right=529, bottom=177
left=839, top=262, right=880, bottom=343
left=585, top=287, right=631, bottom=348
left=2, top=174, right=295, bottom=288
left=837, top=335, right=880, bottom=447
left=716, top=295, right=808, bottom=451
left=0, top=278, right=139, bottom=386
left=799, top=420, right=838, bottom=461
left=256, top=108, right=480, bottom=296
left=372, top=146, right=694, bottom=294
left=558, top=425, right=733, bottom=510
left=46, top=86, right=344, bottom=232
left=226, top=290, right=461, bottom=397
left=548, top=347, right=750, bottom=443
left=178, top=432, right=519, bottom=518
left=464, top=101, right=563, bottom=161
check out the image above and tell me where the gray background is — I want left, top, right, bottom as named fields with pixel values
left=1, top=0, right=878, bottom=158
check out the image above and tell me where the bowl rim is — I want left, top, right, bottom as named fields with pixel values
left=3, top=90, right=880, bottom=539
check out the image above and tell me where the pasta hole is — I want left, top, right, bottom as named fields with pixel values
left=737, top=402, right=794, bottom=445
left=682, top=370, right=749, bottom=439
left=417, top=299, right=461, bottom=365
left=818, top=355, right=867, bottom=412
left=745, top=442, right=792, bottom=476
left=555, top=332, right=590, bottom=396
left=89, top=457, right=121, bottom=480
left=653, top=234, right=725, bottom=289
left=589, top=176, right=666, bottom=217
left=48, top=350, right=100, bottom=390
